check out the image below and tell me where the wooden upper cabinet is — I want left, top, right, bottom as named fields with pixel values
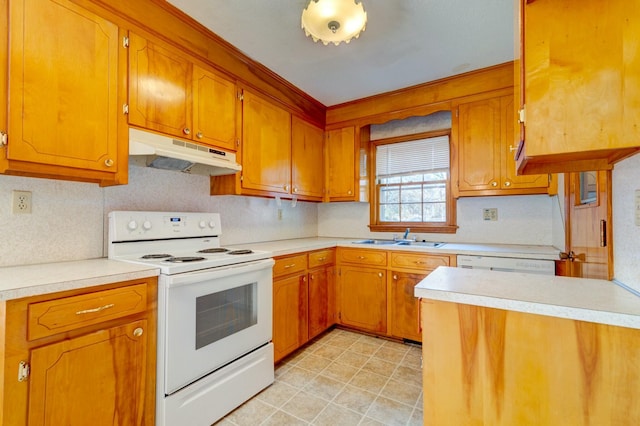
left=291, top=117, right=324, bottom=200
left=2, top=0, right=126, bottom=185
left=128, top=33, right=238, bottom=151
left=516, top=0, right=640, bottom=174
left=325, top=126, right=358, bottom=201
left=455, top=93, right=553, bottom=197
left=241, top=90, right=292, bottom=194
left=128, top=32, right=192, bottom=138
left=193, top=65, right=237, bottom=151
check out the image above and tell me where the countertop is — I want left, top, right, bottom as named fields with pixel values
left=414, top=266, right=640, bottom=329
left=0, top=258, right=159, bottom=301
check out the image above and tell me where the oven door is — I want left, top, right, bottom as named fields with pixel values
left=162, top=258, right=274, bottom=394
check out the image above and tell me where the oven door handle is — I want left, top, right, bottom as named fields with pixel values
left=166, top=258, right=275, bottom=287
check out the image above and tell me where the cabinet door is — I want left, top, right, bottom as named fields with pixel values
left=291, top=117, right=324, bottom=200
left=193, top=65, right=237, bottom=151
left=308, top=266, right=336, bottom=339
left=128, top=32, right=192, bottom=138
left=326, top=127, right=357, bottom=200
left=389, top=271, right=425, bottom=342
left=457, top=97, right=502, bottom=192
left=273, top=274, right=308, bottom=362
left=338, top=265, right=386, bottom=333
left=241, top=90, right=291, bottom=194
left=28, top=320, right=148, bottom=426
left=7, top=0, right=120, bottom=174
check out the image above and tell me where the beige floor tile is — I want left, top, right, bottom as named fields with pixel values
left=336, top=350, right=370, bottom=369
left=349, top=340, right=381, bottom=356
left=320, top=361, right=359, bottom=383
left=366, top=396, right=414, bottom=426
left=361, top=357, right=397, bottom=377
left=373, top=346, right=408, bottom=364
left=391, top=365, right=422, bottom=387
left=224, top=398, right=277, bottom=426
left=408, top=408, right=423, bottom=426
left=348, top=370, right=389, bottom=394
left=325, top=332, right=360, bottom=348
left=262, top=409, right=309, bottom=425
left=312, top=403, right=362, bottom=426
left=279, top=365, right=319, bottom=389
left=303, top=374, right=346, bottom=400
left=296, top=354, right=333, bottom=373
left=401, top=350, right=422, bottom=370
left=359, top=417, right=386, bottom=425
left=281, top=390, right=330, bottom=423
left=312, top=343, right=346, bottom=359
left=380, top=378, right=422, bottom=406
left=333, top=384, right=377, bottom=414
left=256, top=380, right=299, bottom=408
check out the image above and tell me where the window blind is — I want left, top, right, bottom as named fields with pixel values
left=376, top=135, right=449, bottom=179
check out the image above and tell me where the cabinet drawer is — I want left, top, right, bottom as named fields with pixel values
left=273, top=253, right=308, bottom=278
left=308, top=249, right=335, bottom=268
left=338, top=248, right=387, bottom=267
left=390, top=252, right=451, bottom=272
left=27, top=283, right=148, bottom=341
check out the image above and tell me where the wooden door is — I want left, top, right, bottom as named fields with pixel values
left=389, top=271, right=425, bottom=342
left=241, top=90, right=291, bottom=194
left=457, top=98, right=502, bottom=191
left=8, top=0, right=120, bottom=173
left=308, top=267, right=329, bottom=339
left=564, top=170, right=612, bottom=279
left=273, top=274, right=308, bottom=362
left=326, top=127, right=357, bottom=200
left=193, top=65, right=237, bottom=151
left=28, top=320, right=148, bottom=426
left=338, top=265, right=386, bottom=333
left=128, top=32, right=192, bottom=138
left=291, top=117, right=324, bottom=200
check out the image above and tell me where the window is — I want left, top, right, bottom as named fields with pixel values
left=369, top=130, right=457, bottom=233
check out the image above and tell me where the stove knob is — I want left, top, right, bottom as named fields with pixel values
left=127, top=220, right=138, bottom=231
left=209, top=221, right=217, bottom=229
left=199, top=220, right=207, bottom=229
left=142, top=221, right=152, bottom=230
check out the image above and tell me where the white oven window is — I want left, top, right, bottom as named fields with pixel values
left=195, top=282, right=258, bottom=350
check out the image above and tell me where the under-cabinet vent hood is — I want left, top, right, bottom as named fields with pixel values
left=129, top=128, right=241, bottom=176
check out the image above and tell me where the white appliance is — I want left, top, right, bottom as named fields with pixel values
left=108, top=211, right=275, bottom=426
left=457, top=254, right=555, bottom=275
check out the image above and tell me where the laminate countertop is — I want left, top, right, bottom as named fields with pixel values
left=0, top=259, right=159, bottom=301
left=415, top=266, right=640, bottom=329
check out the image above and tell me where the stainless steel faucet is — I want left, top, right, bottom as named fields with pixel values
left=403, top=228, right=410, bottom=239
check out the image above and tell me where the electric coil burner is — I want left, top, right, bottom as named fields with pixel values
left=108, top=211, right=275, bottom=426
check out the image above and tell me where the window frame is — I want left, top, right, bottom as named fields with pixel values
left=368, top=129, right=458, bottom=234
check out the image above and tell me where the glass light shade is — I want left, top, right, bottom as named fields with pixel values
left=301, top=0, right=367, bottom=46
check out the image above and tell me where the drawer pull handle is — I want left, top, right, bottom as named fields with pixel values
left=76, top=303, right=114, bottom=315
left=414, top=261, right=426, bottom=264
left=358, top=256, right=366, bottom=259
left=133, top=327, right=144, bottom=337
left=317, top=257, right=326, bottom=261
left=283, top=264, right=296, bottom=269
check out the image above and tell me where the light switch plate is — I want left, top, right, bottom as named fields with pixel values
left=635, top=190, right=640, bottom=226
left=483, top=208, right=498, bottom=221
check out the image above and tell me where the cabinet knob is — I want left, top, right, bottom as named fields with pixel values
left=310, top=274, right=314, bottom=280
left=196, top=132, right=203, bottom=139
left=378, top=272, right=383, bottom=278
left=509, top=145, right=518, bottom=153
left=104, top=158, right=114, bottom=167
left=302, top=276, right=307, bottom=282
left=393, top=274, right=398, bottom=280
left=284, top=184, right=290, bottom=191
left=183, top=128, right=191, bottom=135
left=491, top=181, right=498, bottom=187
left=504, top=181, right=512, bottom=187
left=293, top=187, right=298, bottom=193
left=133, top=327, right=144, bottom=337
left=348, top=189, right=353, bottom=195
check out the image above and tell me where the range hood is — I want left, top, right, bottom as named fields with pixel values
left=129, top=128, right=241, bottom=176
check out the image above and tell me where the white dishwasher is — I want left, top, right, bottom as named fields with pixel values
left=457, top=254, right=555, bottom=275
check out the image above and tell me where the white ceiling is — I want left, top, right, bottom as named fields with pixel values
left=167, top=0, right=515, bottom=107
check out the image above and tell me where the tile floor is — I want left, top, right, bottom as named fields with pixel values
left=216, top=328, right=423, bottom=426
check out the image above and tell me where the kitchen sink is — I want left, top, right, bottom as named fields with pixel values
left=352, top=239, right=445, bottom=248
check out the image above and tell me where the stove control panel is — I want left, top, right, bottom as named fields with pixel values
left=109, top=211, right=221, bottom=242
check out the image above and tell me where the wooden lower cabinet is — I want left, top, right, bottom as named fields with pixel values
left=338, top=265, right=387, bottom=333
left=0, top=278, right=157, bottom=425
left=389, top=272, right=424, bottom=342
left=422, top=299, right=640, bottom=425
left=272, top=249, right=335, bottom=363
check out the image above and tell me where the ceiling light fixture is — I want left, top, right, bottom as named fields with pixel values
left=301, top=0, right=367, bottom=46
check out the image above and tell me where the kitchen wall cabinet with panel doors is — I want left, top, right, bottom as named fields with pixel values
left=388, top=251, right=456, bottom=342
left=515, top=0, right=640, bottom=175
left=453, top=91, right=555, bottom=197
left=0, top=278, right=157, bottom=425
left=272, top=249, right=336, bottom=363
left=0, top=0, right=128, bottom=186
left=127, top=32, right=238, bottom=151
left=325, top=126, right=366, bottom=202
left=211, top=90, right=325, bottom=201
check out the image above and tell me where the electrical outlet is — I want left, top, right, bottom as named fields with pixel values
left=277, top=208, right=283, bottom=220
left=483, top=208, right=498, bottom=221
left=12, top=190, right=32, bottom=214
